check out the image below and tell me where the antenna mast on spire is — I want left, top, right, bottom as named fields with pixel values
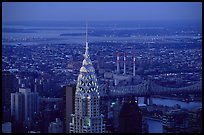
left=86, top=23, right=88, bottom=43
left=85, top=23, right=89, bottom=58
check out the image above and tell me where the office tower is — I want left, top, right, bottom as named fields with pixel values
left=40, top=109, right=56, bottom=133
left=69, top=25, right=105, bottom=133
left=163, top=109, right=189, bottom=133
left=11, top=88, right=39, bottom=122
left=111, top=98, right=122, bottom=133
left=118, top=96, right=142, bottom=133
left=100, top=98, right=112, bottom=133
left=188, top=108, right=202, bottom=133
left=64, top=85, right=76, bottom=133
left=48, top=118, right=63, bottom=133
left=2, top=71, right=18, bottom=112
left=11, top=91, right=24, bottom=122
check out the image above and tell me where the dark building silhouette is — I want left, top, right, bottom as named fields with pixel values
left=100, top=96, right=114, bottom=133
left=63, top=85, right=76, bottom=133
left=118, top=96, right=142, bottom=133
left=163, top=108, right=202, bottom=133
left=10, top=88, right=39, bottom=133
left=112, top=98, right=123, bottom=132
left=188, top=108, right=202, bottom=133
left=163, top=109, right=189, bottom=133
left=39, top=108, right=60, bottom=133
left=2, top=71, right=18, bottom=122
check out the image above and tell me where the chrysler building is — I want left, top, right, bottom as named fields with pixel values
left=69, top=25, right=105, bottom=133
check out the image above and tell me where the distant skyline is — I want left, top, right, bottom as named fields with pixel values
left=2, top=2, right=202, bottom=23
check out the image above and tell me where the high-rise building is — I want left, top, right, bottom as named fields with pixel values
left=11, top=88, right=39, bottom=122
left=69, top=25, right=105, bottom=133
left=64, top=85, right=76, bottom=133
left=188, top=108, right=202, bottom=133
left=112, top=98, right=122, bottom=132
left=2, top=71, right=18, bottom=116
left=118, top=96, right=142, bottom=133
left=163, top=109, right=189, bottom=133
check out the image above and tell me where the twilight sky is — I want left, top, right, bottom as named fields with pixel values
left=2, top=2, right=202, bottom=22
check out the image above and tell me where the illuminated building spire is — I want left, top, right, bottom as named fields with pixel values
left=69, top=23, right=105, bottom=133
left=85, top=23, right=89, bottom=58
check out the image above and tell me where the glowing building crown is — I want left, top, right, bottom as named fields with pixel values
left=76, top=24, right=99, bottom=94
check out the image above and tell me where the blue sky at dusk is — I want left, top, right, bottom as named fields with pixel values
left=2, top=2, right=202, bottom=22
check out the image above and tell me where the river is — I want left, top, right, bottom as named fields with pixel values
left=138, top=97, right=201, bottom=110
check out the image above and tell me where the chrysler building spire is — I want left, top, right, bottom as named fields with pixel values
left=86, top=23, right=88, bottom=44
left=69, top=24, right=105, bottom=133
left=85, top=23, right=89, bottom=58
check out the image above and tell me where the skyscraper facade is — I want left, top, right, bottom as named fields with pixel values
left=2, top=71, right=18, bottom=115
left=118, top=96, right=142, bottom=133
left=11, top=88, right=39, bottom=122
left=69, top=26, right=105, bottom=133
left=64, top=85, right=76, bottom=133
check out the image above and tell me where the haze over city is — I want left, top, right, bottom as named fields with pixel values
left=2, top=2, right=202, bottom=22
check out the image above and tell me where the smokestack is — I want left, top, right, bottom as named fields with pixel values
left=117, top=52, right=120, bottom=74
left=133, top=57, right=136, bottom=76
left=123, top=52, right=126, bottom=75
